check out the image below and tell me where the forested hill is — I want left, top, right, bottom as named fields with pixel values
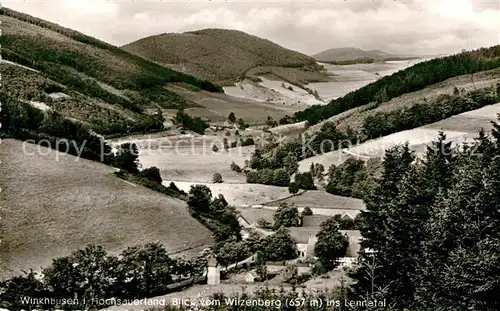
left=296, top=45, right=500, bottom=125
left=0, top=8, right=222, bottom=136
left=312, top=47, right=414, bottom=64
left=122, top=28, right=323, bottom=86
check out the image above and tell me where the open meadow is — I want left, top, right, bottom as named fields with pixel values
left=110, top=133, right=255, bottom=183
left=0, top=139, right=213, bottom=279
left=163, top=181, right=291, bottom=207
left=167, top=84, right=300, bottom=125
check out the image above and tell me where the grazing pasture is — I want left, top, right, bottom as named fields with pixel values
left=164, top=181, right=291, bottom=207
left=0, top=139, right=213, bottom=279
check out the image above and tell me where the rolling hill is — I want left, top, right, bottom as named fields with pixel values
left=122, top=28, right=326, bottom=86
left=312, top=47, right=415, bottom=64
left=0, top=139, right=214, bottom=280
left=0, top=8, right=222, bottom=137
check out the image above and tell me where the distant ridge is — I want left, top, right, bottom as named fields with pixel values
left=312, top=47, right=418, bottom=64
left=122, top=28, right=323, bottom=86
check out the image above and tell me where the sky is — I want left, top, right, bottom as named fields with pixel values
left=3, top=0, right=500, bottom=56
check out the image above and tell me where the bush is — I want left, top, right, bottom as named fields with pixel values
left=281, top=264, right=298, bottom=284
left=138, top=166, right=162, bottom=184
left=266, top=116, right=278, bottom=127
left=273, top=203, right=301, bottom=228
left=245, top=171, right=260, bottom=183
left=238, top=118, right=249, bottom=130
left=302, top=206, right=313, bottom=216
left=294, top=172, right=316, bottom=190
left=288, top=182, right=300, bottom=194
left=176, top=109, right=209, bottom=134
left=230, top=162, right=242, bottom=173
left=272, top=169, right=291, bottom=187
left=212, top=173, right=223, bottom=183
left=257, top=218, right=272, bottom=229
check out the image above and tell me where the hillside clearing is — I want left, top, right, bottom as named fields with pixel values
left=113, top=134, right=255, bottom=183
left=163, top=181, right=291, bottom=207
left=264, top=190, right=365, bottom=210
left=166, top=83, right=299, bottom=125
left=298, top=102, right=500, bottom=171
left=308, top=67, right=500, bottom=135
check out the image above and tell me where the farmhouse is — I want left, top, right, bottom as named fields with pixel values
left=289, top=227, right=362, bottom=265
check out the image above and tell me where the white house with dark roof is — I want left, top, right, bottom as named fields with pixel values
left=289, top=227, right=362, bottom=265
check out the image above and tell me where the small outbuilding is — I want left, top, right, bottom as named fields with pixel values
left=245, top=270, right=259, bottom=283
left=207, top=256, right=220, bottom=285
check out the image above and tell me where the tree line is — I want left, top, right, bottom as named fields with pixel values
left=0, top=243, right=207, bottom=310
left=351, top=122, right=500, bottom=310
left=362, top=88, right=498, bottom=139
left=244, top=85, right=500, bottom=192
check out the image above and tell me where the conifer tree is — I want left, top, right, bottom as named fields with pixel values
left=352, top=143, right=414, bottom=298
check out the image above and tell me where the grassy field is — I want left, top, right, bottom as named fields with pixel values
left=0, top=139, right=213, bottom=279
left=113, top=134, right=255, bottom=183
left=238, top=207, right=276, bottom=225
left=164, top=181, right=291, bottom=207
left=122, top=28, right=324, bottom=86
left=166, top=84, right=298, bottom=125
left=222, top=78, right=324, bottom=111
left=264, top=190, right=365, bottom=210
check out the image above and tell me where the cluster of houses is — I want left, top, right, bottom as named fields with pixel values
left=206, top=208, right=363, bottom=285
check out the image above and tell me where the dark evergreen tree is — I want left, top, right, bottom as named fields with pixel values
left=288, top=182, right=299, bottom=194
left=352, top=143, right=414, bottom=300
left=114, top=143, right=140, bottom=174
left=417, top=152, right=500, bottom=310
left=186, top=185, right=212, bottom=214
